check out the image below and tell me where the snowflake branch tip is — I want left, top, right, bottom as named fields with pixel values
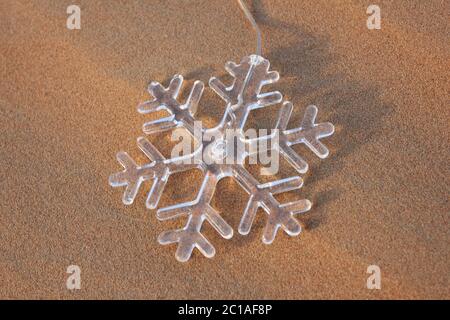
left=156, top=202, right=194, bottom=220
left=158, top=213, right=217, bottom=262
left=278, top=144, right=309, bottom=174
left=109, top=152, right=150, bottom=205
left=155, top=172, right=233, bottom=261
left=280, top=199, right=312, bottom=215
left=158, top=229, right=216, bottom=262
left=109, top=137, right=175, bottom=209
left=209, top=55, right=281, bottom=108
left=203, top=204, right=234, bottom=239
left=184, top=80, right=204, bottom=116
left=276, top=101, right=294, bottom=130
left=261, top=198, right=312, bottom=244
left=284, top=105, right=335, bottom=159
left=137, top=136, right=164, bottom=161
left=262, top=213, right=302, bottom=244
left=256, top=91, right=283, bottom=108
left=259, top=176, right=304, bottom=194
left=235, top=170, right=310, bottom=243
left=138, top=74, right=203, bottom=134
left=142, top=115, right=177, bottom=134
left=157, top=201, right=233, bottom=239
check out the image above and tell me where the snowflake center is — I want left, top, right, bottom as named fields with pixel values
left=208, top=139, right=228, bottom=162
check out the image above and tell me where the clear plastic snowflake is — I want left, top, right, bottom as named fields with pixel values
left=109, top=55, right=334, bottom=262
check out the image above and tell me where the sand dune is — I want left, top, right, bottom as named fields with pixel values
left=1, top=0, right=448, bottom=299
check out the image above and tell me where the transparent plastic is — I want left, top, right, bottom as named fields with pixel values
left=109, top=55, right=334, bottom=262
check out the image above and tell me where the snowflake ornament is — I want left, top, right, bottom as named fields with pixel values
left=109, top=55, right=334, bottom=262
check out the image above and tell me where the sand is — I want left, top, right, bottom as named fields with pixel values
left=1, top=0, right=449, bottom=299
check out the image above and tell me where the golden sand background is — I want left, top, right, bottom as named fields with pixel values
left=1, top=0, right=449, bottom=299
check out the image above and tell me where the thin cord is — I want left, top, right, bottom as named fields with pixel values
left=237, top=0, right=262, bottom=56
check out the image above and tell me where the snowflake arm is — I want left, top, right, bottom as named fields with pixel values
left=232, top=165, right=311, bottom=244
left=282, top=103, right=335, bottom=159
left=243, top=101, right=334, bottom=174
left=109, top=137, right=198, bottom=209
left=209, top=55, right=282, bottom=129
left=138, top=75, right=204, bottom=134
left=157, top=172, right=233, bottom=262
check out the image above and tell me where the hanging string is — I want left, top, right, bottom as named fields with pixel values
left=237, top=0, right=262, bottom=56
